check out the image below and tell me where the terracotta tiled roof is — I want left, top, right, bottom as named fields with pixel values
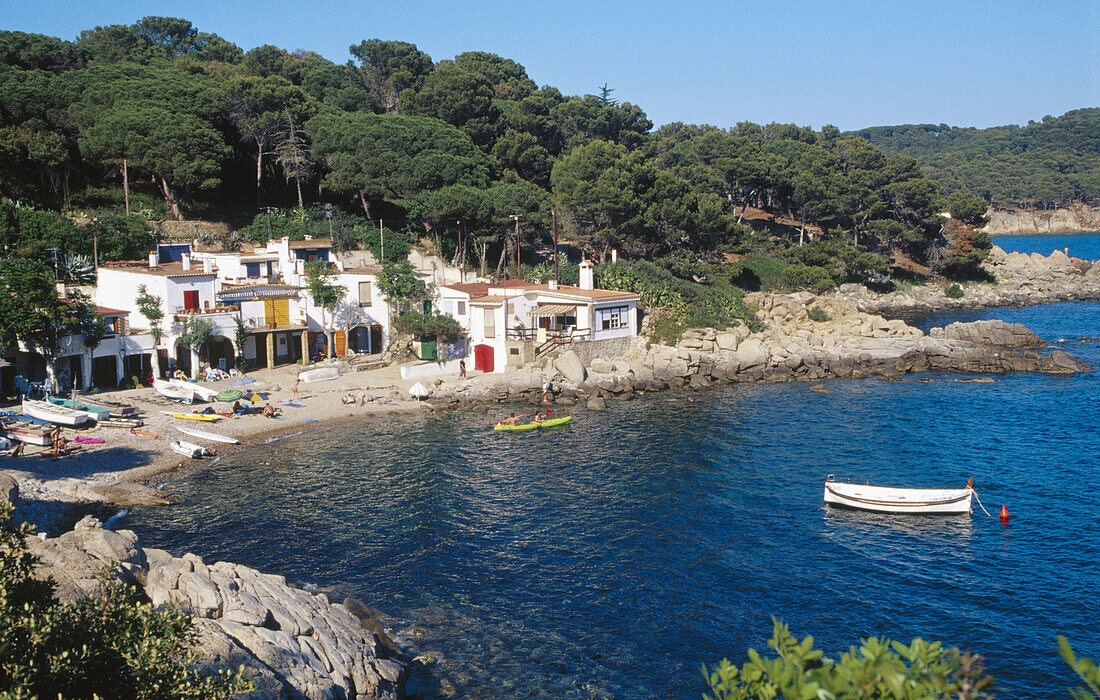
left=442, top=282, right=490, bottom=297
left=94, top=305, right=129, bottom=317
left=288, top=239, right=332, bottom=248
left=469, top=295, right=507, bottom=305
left=99, top=261, right=215, bottom=278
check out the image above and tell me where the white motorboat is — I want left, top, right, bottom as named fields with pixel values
left=169, top=378, right=220, bottom=402
left=21, top=399, right=90, bottom=427
left=154, top=379, right=194, bottom=403
left=298, top=366, right=339, bottom=383
left=169, top=440, right=215, bottom=458
left=823, top=477, right=974, bottom=515
left=176, top=425, right=239, bottom=444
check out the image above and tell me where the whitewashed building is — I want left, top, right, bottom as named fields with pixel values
left=437, top=261, right=640, bottom=373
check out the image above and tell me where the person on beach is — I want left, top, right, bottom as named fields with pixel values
left=172, top=368, right=188, bottom=381
left=459, top=359, right=466, bottom=379
left=291, top=378, right=300, bottom=400
left=11, top=442, right=24, bottom=457
left=541, top=379, right=552, bottom=403
left=262, top=403, right=282, bottom=418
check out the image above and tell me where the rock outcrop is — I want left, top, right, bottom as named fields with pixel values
left=0, top=472, right=18, bottom=507
left=984, top=204, right=1100, bottom=236
left=29, top=517, right=406, bottom=699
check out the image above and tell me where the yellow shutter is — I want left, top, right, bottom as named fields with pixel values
left=264, top=298, right=290, bottom=326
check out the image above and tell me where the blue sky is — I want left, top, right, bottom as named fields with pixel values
left=3, top=0, right=1097, bottom=131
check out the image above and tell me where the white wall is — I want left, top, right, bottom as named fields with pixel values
left=96, top=269, right=169, bottom=329
left=400, top=358, right=464, bottom=380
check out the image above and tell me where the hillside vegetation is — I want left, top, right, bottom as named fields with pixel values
left=0, top=18, right=993, bottom=330
left=852, top=109, right=1100, bottom=209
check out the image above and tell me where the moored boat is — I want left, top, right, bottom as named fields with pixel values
left=823, top=476, right=974, bottom=515
left=22, top=399, right=90, bottom=427
left=0, top=414, right=54, bottom=445
left=154, top=379, right=194, bottom=403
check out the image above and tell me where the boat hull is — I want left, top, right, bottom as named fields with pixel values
left=0, top=417, right=53, bottom=445
left=824, top=481, right=972, bottom=514
left=47, top=397, right=110, bottom=421
left=22, top=400, right=89, bottom=427
left=170, top=440, right=213, bottom=458
left=176, top=425, right=239, bottom=444
left=299, top=367, right=340, bottom=383
left=154, top=380, right=194, bottom=403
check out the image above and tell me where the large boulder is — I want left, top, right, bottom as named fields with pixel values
left=938, top=320, right=1045, bottom=349
left=554, top=350, right=587, bottom=385
left=0, top=472, right=17, bottom=507
left=28, top=516, right=147, bottom=603
left=734, top=338, right=769, bottom=369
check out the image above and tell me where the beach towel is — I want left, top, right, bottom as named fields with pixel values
left=73, top=436, right=105, bottom=444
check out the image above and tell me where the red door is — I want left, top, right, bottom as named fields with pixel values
left=183, top=290, right=199, bottom=311
left=474, top=344, right=494, bottom=373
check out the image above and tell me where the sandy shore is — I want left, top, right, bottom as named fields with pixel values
left=1, top=359, right=490, bottom=524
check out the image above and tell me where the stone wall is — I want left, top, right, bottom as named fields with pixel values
left=566, top=337, right=634, bottom=365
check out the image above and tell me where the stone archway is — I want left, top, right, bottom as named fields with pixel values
left=205, top=336, right=236, bottom=372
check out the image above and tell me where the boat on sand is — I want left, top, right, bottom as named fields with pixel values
left=0, top=414, right=53, bottom=445
left=22, top=399, right=90, bottom=427
left=170, top=439, right=215, bottom=458
left=176, top=425, right=239, bottom=444
left=46, top=396, right=110, bottom=422
left=298, top=366, right=340, bottom=383
left=154, top=379, right=194, bottom=403
left=823, top=476, right=974, bottom=514
left=160, top=411, right=222, bottom=422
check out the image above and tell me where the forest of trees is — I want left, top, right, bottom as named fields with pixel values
left=0, top=17, right=997, bottom=306
left=852, top=109, right=1100, bottom=210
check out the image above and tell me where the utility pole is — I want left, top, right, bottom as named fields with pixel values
left=92, top=217, right=99, bottom=269
left=551, top=209, right=559, bottom=283
left=510, top=214, right=521, bottom=281
left=457, top=220, right=464, bottom=281
left=379, top=219, right=385, bottom=262
left=323, top=203, right=333, bottom=238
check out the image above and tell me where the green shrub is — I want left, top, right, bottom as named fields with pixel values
left=703, top=620, right=993, bottom=700
left=778, top=264, right=836, bottom=294
left=647, top=314, right=686, bottom=346
left=393, top=311, right=462, bottom=342
left=807, top=306, right=829, bottom=322
left=945, top=283, right=964, bottom=299
left=738, top=254, right=788, bottom=292
left=0, top=504, right=252, bottom=698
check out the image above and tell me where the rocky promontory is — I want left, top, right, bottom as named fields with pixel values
left=26, top=514, right=407, bottom=699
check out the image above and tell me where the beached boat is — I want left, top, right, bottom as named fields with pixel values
left=170, top=440, right=215, bottom=458
left=494, top=416, right=573, bottom=432
left=823, top=477, right=973, bottom=514
left=168, top=379, right=220, bottom=402
left=176, top=425, right=239, bottom=444
left=47, top=397, right=110, bottom=422
left=298, top=366, right=340, bottom=383
left=160, top=411, right=222, bottom=422
left=22, top=399, right=90, bottom=427
left=154, top=379, right=194, bottom=403
left=0, top=415, right=53, bottom=445
left=98, top=417, right=145, bottom=429
left=78, top=397, right=138, bottom=417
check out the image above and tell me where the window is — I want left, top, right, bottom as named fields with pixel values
left=245, top=262, right=261, bottom=278
left=483, top=309, right=496, bottom=338
left=112, top=317, right=125, bottom=336
left=457, top=301, right=466, bottom=316
left=599, top=305, right=629, bottom=331
left=358, top=281, right=372, bottom=307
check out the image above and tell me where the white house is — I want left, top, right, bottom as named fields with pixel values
left=437, top=261, right=640, bottom=373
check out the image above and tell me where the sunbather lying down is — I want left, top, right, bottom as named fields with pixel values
left=262, top=403, right=282, bottom=418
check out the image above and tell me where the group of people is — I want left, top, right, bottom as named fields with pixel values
left=9, top=426, right=71, bottom=459
left=499, top=408, right=553, bottom=426
left=230, top=400, right=282, bottom=418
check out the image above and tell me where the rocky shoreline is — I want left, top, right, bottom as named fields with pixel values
left=2, top=244, right=1097, bottom=698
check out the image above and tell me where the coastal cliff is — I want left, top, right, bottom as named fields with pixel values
left=985, top=204, right=1100, bottom=235
left=26, top=514, right=408, bottom=699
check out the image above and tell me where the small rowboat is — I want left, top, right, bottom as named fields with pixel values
left=176, top=425, right=239, bottom=444
left=22, top=399, right=90, bottom=427
left=98, top=417, right=145, bottom=429
left=170, top=440, right=215, bottom=458
left=823, top=476, right=974, bottom=515
left=47, top=397, right=110, bottom=422
left=77, top=397, right=138, bottom=418
left=299, top=367, right=339, bottom=383
left=494, top=416, right=573, bottom=431
left=0, top=415, right=53, bottom=445
left=160, top=411, right=222, bottom=422
left=154, top=379, right=194, bottom=403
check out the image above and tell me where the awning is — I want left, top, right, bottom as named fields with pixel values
left=531, top=303, right=576, bottom=317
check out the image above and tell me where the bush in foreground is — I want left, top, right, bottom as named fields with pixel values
left=0, top=504, right=253, bottom=699
left=705, top=619, right=1099, bottom=699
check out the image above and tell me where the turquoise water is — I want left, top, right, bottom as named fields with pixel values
left=125, top=235, right=1100, bottom=698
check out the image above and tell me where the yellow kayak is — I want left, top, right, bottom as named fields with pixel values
left=494, top=416, right=572, bottom=431
left=160, top=411, right=222, bottom=422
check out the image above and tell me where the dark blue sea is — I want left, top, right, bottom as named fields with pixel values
left=126, top=234, right=1100, bottom=698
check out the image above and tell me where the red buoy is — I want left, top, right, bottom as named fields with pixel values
left=999, top=505, right=1010, bottom=524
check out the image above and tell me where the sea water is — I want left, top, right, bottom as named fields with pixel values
left=126, top=234, right=1100, bottom=698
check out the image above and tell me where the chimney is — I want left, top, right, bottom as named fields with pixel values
left=579, top=260, right=594, bottom=291
left=203, top=258, right=213, bottom=274
left=181, top=253, right=191, bottom=271
left=548, top=279, right=558, bottom=291
left=148, top=251, right=158, bottom=268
